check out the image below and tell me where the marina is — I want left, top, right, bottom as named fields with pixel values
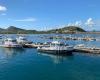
left=0, top=0, right=100, bottom=80
left=42, top=35, right=97, bottom=41
left=0, top=34, right=100, bottom=54
left=0, top=34, right=100, bottom=80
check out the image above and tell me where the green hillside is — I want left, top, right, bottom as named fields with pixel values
left=0, top=26, right=86, bottom=34
left=47, top=26, right=86, bottom=33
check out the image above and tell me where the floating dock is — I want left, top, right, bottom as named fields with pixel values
left=74, top=48, right=100, bottom=54
left=23, top=43, right=49, bottom=48
left=24, top=44, right=42, bottom=48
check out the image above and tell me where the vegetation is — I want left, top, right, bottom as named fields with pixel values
left=47, top=26, right=86, bottom=34
left=0, top=26, right=37, bottom=34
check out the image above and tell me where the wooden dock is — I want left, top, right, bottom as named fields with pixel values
left=23, top=43, right=49, bottom=48
left=74, top=48, right=100, bottom=54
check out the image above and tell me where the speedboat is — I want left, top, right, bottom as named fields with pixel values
left=37, top=41, right=74, bottom=54
left=74, top=44, right=86, bottom=49
left=16, top=36, right=32, bottom=44
left=2, top=38, right=23, bottom=48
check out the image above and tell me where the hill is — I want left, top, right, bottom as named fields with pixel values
left=0, top=26, right=37, bottom=34
left=47, top=26, right=86, bottom=33
left=0, top=26, right=86, bottom=34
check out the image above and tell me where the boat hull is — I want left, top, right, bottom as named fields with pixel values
left=2, top=44, right=23, bottom=48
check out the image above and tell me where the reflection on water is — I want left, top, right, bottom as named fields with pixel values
left=38, top=52, right=74, bottom=64
left=0, top=48, right=25, bottom=59
left=38, top=51, right=100, bottom=64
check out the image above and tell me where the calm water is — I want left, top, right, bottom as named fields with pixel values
left=0, top=34, right=100, bottom=80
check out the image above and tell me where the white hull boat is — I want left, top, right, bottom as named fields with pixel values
left=37, top=41, right=74, bottom=54
left=2, top=38, right=22, bottom=48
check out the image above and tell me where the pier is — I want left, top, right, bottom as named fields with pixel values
left=75, top=48, right=100, bottom=54
left=74, top=44, right=100, bottom=54
left=23, top=43, right=100, bottom=54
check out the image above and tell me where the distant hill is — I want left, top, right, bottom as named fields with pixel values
left=5, top=26, right=25, bottom=34
left=62, top=26, right=86, bottom=33
left=0, top=28, right=5, bottom=31
left=0, top=26, right=37, bottom=34
left=47, top=26, right=86, bottom=33
left=0, top=26, right=86, bottom=34
left=7, top=26, right=25, bottom=31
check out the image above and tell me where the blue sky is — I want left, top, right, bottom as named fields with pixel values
left=0, top=0, right=100, bottom=31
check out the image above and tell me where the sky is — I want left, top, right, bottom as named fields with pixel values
left=0, top=0, right=100, bottom=31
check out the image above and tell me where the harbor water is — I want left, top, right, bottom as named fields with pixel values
left=0, top=34, right=100, bottom=80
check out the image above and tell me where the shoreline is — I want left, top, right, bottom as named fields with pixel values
left=0, top=32, right=100, bottom=34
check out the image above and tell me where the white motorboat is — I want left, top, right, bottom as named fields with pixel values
left=16, top=36, right=32, bottom=44
left=37, top=41, right=74, bottom=54
left=2, top=38, right=23, bottom=48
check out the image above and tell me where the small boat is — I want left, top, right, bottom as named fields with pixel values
left=2, top=38, right=23, bottom=48
left=16, top=36, right=32, bottom=44
left=74, top=44, right=86, bottom=49
left=37, top=41, right=74, bottom=54
left=74, top=44, right=96, bottom=49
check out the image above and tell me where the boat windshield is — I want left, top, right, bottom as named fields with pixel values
left=20, top=37, right=27, bottom=40
left=11, top=40, right=16, bottom=42
left=51, top=43, right=65, bottom=46
left=5, top=39, right=16, bottom=42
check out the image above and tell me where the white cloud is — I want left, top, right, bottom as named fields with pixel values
left=75, top=21, right=82, bottom=26
left=67, top=21, right=82, bottom=26
left=67, top=23, right=75, bottom=26
left=0, top=5, right=7, bottom=12
left=15, top=18, right=36, bottom=22
left=85, top=18, right=95, bottom=27
left=67, top=23, right=73, bottom=26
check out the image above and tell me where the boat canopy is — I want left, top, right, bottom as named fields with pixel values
left=51, top=41, right=67, bottom=46
left=18, top=36, right=27, bottom=40
left=4, top=38, right=16, bottom=42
